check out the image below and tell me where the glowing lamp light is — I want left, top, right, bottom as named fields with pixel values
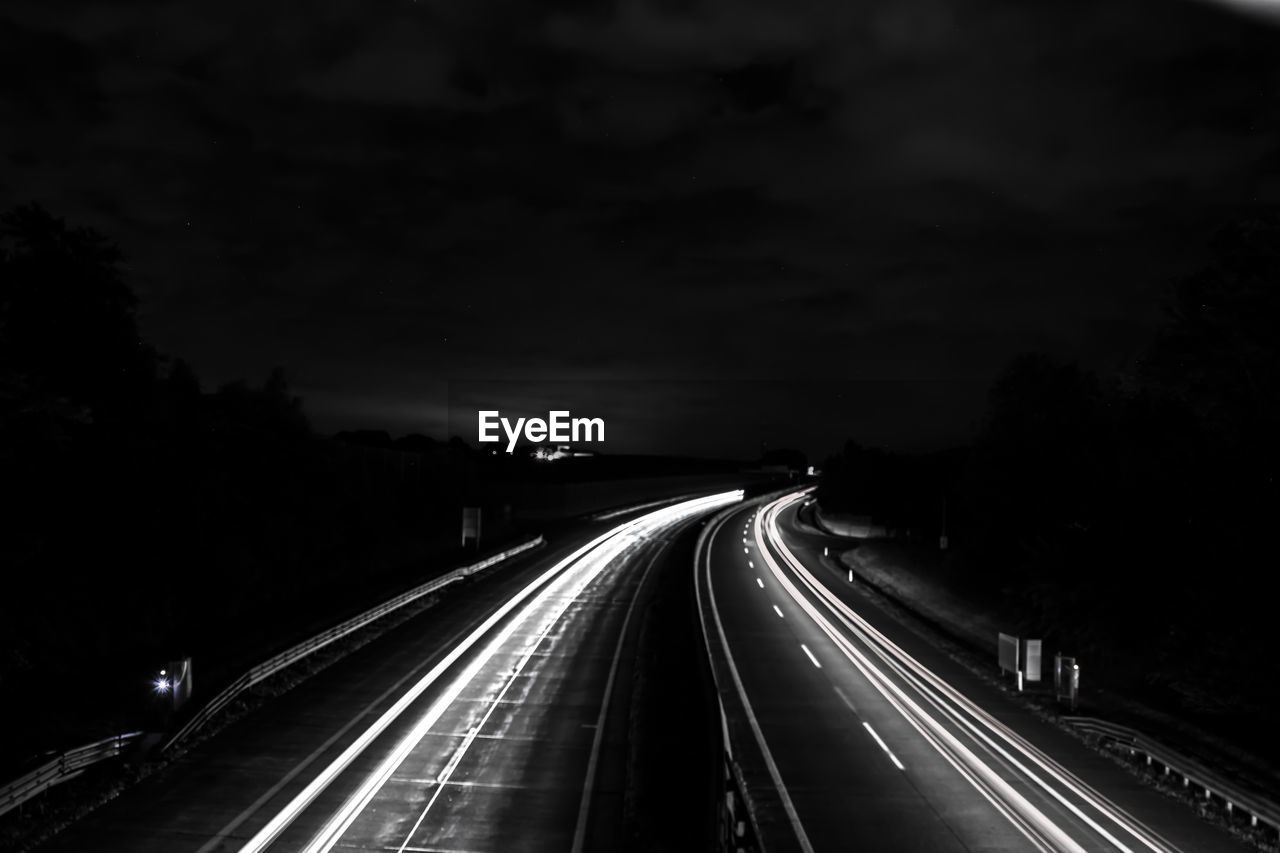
left=154, top=676, right=171, bottom=694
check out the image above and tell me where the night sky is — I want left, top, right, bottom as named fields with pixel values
left=4, top=0, right=1280, bottom=458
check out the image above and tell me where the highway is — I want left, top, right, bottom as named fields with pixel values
left=36, top=490, right=740, bottom=853
left=697, top=491, right=1252, bottom=853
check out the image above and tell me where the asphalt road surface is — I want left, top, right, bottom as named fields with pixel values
left=696, top=491, right=1252, bottom=853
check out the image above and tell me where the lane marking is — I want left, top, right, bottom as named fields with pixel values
left=773, top=605, right=784, bottom=619
left=756, top=578, right=764, bottom=588
left=863, top=721, right=906, bottom=770
left=800, top=644, right=822, bottom=669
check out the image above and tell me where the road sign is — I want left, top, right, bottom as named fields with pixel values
left=998, top=632, right=1019, bottom=676
left=462, top=506, right=481, bottom=547
left=1025, top=639, right=1042, bottom=682
left=1055, top=654, right=1079, bottom=710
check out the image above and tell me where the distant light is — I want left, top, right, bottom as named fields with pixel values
left=154, top=676, right=171, bottom=693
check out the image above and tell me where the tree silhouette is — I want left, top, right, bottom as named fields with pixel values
left=0, top=202, right=155, bottom=428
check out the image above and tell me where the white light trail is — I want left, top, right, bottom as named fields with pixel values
left=750, top=498, right=1083, bottom=852
left=238, top=490, right=742, bottom=853
left=754, top=494, right=1184, bottom=853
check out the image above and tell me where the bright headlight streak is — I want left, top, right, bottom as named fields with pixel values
left=761, top=495, right=1181, bottom=853
left=772, top=559, right=1158, bottom=853
left=390, top=526, right=644, bottom=853
left=757, top=494, right=1181, bottom=853
left=236, top=489, right=741, bottom=853
left=235, top=528, right=627, bottom=853
left=308, top=531, right=640, bottom=852
left=750, top=498, right=1088, bottom=853
left=306, top=492, right=740, bottom=853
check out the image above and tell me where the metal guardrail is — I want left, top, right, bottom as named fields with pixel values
left=1062, top=716, right=1280, bottom=833
left=0, top=731, right=143, bottom=819
left=160, top=535, right=544, bottom=754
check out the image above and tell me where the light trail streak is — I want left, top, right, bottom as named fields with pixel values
left=392, top=549, right=577, bottom=853
left=750, top=497, right=1084, bottom=852
left=238, top=490, right=741, bottom=853
left=754, top=493, right=1185, bottom=853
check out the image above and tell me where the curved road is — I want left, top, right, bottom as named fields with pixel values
left=39, top=490, right=740, bottom=853
left=697, top=491, right=1251, bottom=853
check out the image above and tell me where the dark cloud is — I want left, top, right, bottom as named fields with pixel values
left=3, top=0, right=1280, bottom=456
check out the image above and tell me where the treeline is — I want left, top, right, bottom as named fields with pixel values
left=0, top=204, right=496, bottom=771
left=819, top=215, right=1280, bottom=720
